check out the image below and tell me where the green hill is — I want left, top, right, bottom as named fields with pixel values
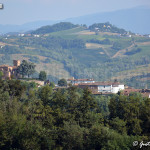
left=1, top=22, right=150, bottom=88
left=31, top=22, right=79, bottom=34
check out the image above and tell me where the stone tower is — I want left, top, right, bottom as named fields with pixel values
left=13, top=60, right=21, bottom=67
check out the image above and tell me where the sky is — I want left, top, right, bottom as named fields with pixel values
left=0, top=0, right=150, bottom=25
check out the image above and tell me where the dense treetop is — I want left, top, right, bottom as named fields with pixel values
left=32, top=22, right=79, bottom=34
left=0, top=79, right=149, bottom=149
left=89, top=22, right=127, bottom=34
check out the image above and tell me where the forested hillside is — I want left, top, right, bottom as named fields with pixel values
left=0, top=80, right=149, bottom=149
left=32, top=22, right=78, bottom=34
left=1, top=22, right=150, bottom=88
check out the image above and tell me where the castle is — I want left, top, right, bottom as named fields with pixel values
left=0, top=60, right=21, bottom=79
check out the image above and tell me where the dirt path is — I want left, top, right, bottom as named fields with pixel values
left=112, top=44, right=135, bottom=58
left=103, top=48, right=111, bottom=58
left=0, top=42, right=19, bottom=47
left=136, top=41, right=150, bottom=46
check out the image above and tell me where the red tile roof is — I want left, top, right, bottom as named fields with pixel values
left=122, top=88, right=150, bottom=98
left=78, top=82, right=121, bottom=86
left=0, top=65, right=10, bottom=67
left=67, top=78, right=94, bottom=81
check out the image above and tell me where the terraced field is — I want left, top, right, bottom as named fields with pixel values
left=0, top=23, right=150, bottom=87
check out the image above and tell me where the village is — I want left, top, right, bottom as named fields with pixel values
left=0, top=60, right=150, bottom=98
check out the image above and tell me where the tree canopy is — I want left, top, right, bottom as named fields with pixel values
left=0, top=79, right=149, bottom=149
left=58, top=78, right=67, bottom=86
left=32, top=22, right=78, bottom=34
left=17, top=60, right=36, bottom=78
left=39, top=71, right=47, bottom=81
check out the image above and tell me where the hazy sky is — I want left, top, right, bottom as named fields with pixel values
left=0, top=0, right=150, bottom=25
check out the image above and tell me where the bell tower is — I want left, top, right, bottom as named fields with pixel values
left=13, top=60, right=21, bottom=67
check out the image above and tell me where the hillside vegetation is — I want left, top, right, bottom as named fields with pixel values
left=32, top=22, right=78, bottom=34
left=89, top=22, right=127, bottom=34
left=1, top=22, right=150, bottom=88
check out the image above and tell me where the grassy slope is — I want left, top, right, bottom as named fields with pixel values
left=1, top=27, right=150, bottom=87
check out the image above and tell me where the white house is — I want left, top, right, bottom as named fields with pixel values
left=0, top=3, right=3, bottom=9
left=98, top=85, right=112, bottom=93
left=18, top=34, right=25, bottom=37
left=0, top=45, right=4, bottom=48
left=78, top=81, right=125, bottom=94
left=111, top=84, right=125, bottom=93
left=33, top=34, right=40, bottom=37
left=97, top=82, right=124, bottom=93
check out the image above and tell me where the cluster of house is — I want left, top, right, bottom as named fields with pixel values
left=67, top=77, right=150, bottom=98
left=18, top=34, right=40, bottom=38
left=67, top=77, right=125, bottom=94
left=2, top=33, right=40, bottom=38
left=0, top=60, right=21, bottom=79
left=123, top=88, right=150, bottom=98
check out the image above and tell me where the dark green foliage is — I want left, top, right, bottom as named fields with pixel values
left=112, top=42, right=122, bottom=50
left=89, top=22, right=127, bottom=34
left=43, top=58, right=51, bottom=63
left=60, top=121, right=85, bottom=150
left=0, top=80, right=149, bottom=149
left=32, top=22, right=78, bottom=34
left=47, top=75, right=59, bottom=83
left=17, top=60, right=36, bottom=78
left=38, top=85, right=52, bottom=106
left=108, top=94, right=148, bottom=135
left=0, top=45, right=21, bottom=54
left=17, top=36, right=85, bottom=49
left=39, top=71, right=47, bottom=81
left=125, top=48, right=142, bottom=55
left=0, top=80, right=26, bottom=99
left=58, top=78, right=67, bottom=86
left=0, top=71, right=3, bottom=80
left=87, top=38, right=112, bottom=45
left=50, top=82, right=55, bottom=88
left=25, top=55, right=40, bottom=63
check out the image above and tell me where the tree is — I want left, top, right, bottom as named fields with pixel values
left=38, top=85, right=52, bottom=106
left=17, top=60, right=36, bottom=78
left=58, top=78, right=67, bottom=86
left=109, top=94, right=143, bottom=135
left=39, top=71, right=47, bottom=81
left=50, top=82, right=55, bottom=88
left=76, top=88, right=98, bottom=127
left=0, top=71, right=3, bottom=80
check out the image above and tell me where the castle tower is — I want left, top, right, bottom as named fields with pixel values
left=13, top=60, right=21, bottom=67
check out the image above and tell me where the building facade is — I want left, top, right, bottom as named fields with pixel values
left=78, top=82, right=125, bottom=94
left=0, top=60, right=21, bottom=79
left=123, top=88, right=150, bottom=98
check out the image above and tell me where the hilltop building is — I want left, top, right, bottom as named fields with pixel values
left=66, top=77, right=150, bottom=98
left=0, top=60, right=21, bottom=79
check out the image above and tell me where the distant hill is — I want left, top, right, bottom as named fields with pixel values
left=0, top=20, right=57, bottom=34
left=1, top=22, right=150, bottom=88
left=0, top=6, right=149, bottom=34
left=88, top=22, right=127, bottom=34
left=65, top=6, right=150, bottom=34
left=32, top=22, right=79, bottom=34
